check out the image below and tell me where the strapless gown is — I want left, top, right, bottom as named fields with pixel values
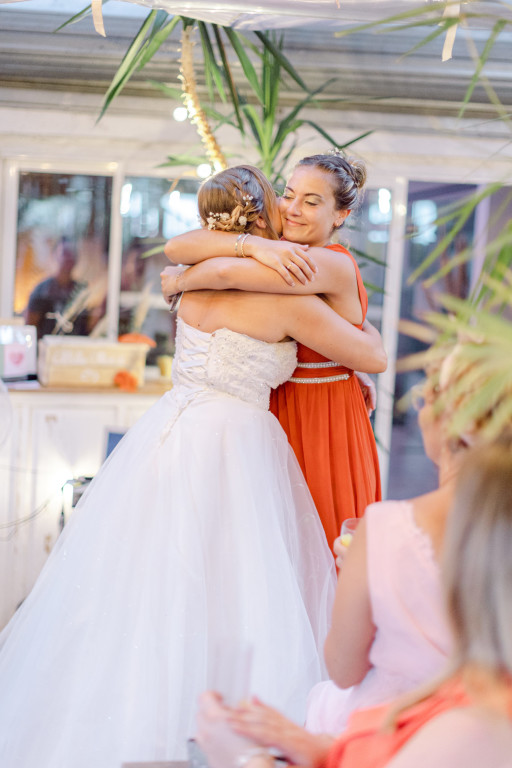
left=0, top=318, right=336, bottom=768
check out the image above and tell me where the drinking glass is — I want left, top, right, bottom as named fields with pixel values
left=340, top=517, right=359, bottom=546
left=209, top=640, right=253, bottom=707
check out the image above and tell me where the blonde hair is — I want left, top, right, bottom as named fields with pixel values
left=197, top=165, right=280, bottom=239
left=443, top=432, right=512, bottom=674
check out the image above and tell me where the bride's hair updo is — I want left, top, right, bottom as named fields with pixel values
left=296, top=152, right=367, bottom=213
left=198, top=165, right=280, bottom=240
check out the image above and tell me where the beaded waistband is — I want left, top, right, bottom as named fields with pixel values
left=288, top=358, right=352, bottom=383
left=296, top=361, right=341, bottom=369
left=288, top=372, right=352, bottom=384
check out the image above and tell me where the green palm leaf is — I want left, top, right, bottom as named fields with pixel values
left=137, top=11, right=176, bottom=69
left=97, top=10, right=162, bottom=121
left=254, top=31, right=310, bottom=92
left=213, top=26, right=245, bottom=134
left=198, top=22, right=227, bottom=104
left=224, top=28, right=263, bottom=104
left=54, top=1, right=111, bottom=32
left=459, top=19, right=507, bottom=118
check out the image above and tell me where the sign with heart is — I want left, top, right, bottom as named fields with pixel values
left=0, top=325, right=37, bottom=381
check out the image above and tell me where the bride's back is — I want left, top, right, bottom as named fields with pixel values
left=178, top=289, right=293, bottom=344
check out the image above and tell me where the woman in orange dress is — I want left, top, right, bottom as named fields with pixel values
left=162, top=154, right=384, bottom=549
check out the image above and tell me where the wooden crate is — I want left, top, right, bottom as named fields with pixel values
left=38, top=336, right=149, bottom=387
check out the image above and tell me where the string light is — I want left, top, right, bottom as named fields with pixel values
left=178, top=27, right=228, bottom=172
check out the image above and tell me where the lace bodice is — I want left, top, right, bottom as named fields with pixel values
left=171, top=318, right=297, bottom=410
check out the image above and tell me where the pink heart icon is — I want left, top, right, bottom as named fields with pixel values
left=8, top=351, right=24, bottom=366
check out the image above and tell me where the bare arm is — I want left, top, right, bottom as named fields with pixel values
left=165, top=230, right=315, bottom=285
left=162, top=249, right=354, bottom=297
left=283, top=295, right=387, bottom=374
left=323, top=518, right=376, bottom=688
left=196, top=692, right=331, bottom=768
left=227, top=699, right=333, bottom=768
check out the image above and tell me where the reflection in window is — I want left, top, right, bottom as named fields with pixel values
left=342, top=187, right=390, bottom=326
left=15, top=172, right=112, bottom=339
left=387, top=181, right=512, bottom=501
left=119, top=176, right=200, bottom=361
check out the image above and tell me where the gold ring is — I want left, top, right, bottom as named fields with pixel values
left=286, top=263, right=294, bottom=270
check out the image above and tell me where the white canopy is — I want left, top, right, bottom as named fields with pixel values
left=108, top=0, right=435, bottom=30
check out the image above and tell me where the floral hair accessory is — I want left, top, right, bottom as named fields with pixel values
left=238, top=215, right=247, bottom=227
left=206, top=211, right=230, bottom=230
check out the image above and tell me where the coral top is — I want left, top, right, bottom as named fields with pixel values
left=324, top=678, right=470, bottom=768
left=269, top=244, right=381, bottom=550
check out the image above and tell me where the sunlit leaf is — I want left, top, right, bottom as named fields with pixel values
left=224, top=28, right=263, bottom=104
left=138, top=14, right=180, bottom=70
left=350, top=247, right=387, bottom=267
left=254, top=31, right=310, bottom=92
left=54, top=1, right=111, bottom=32
left=338, top=129, right=374, bottom=149
left=147, top=80, right=183, bottom=101
left=198, top=22, right=227, bottom=103
left=398, top=19, right=459, bottom=60
left=241, top=103, right=265, bottom=150
left=459, top=19, right=507, bottom=118
left=159, top=154, right=208, bottom=167
left=213, top=26, right=244, bottom=134
left=97, top=10, right=158, bottom=121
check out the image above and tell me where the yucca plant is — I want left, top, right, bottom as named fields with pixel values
left=407, top=183, right=512, bottom=297
left=336, top=0, right=512, bottom=302
left=59, top=5, right=370, bottom=186
left=398, top=266, right=512, bottom=440
left=161, top=27, right=371, bottom=186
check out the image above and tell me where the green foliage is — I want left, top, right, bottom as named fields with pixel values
left=398, top=274, right=512, bottom=440
left=60, top=7, right=368, bottom=184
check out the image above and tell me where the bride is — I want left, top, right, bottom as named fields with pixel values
left=0, top=165, right=386, bottom=768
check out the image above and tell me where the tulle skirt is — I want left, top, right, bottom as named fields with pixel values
left=0, top=387, right=335, bottom=767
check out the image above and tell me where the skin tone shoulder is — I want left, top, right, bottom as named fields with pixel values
left=178, top=289, right=386, bottom=374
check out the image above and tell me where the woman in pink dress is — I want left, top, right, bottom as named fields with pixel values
left=197, top=433, right=512, bottom=768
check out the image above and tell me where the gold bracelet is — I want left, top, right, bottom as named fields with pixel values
left=240, top=233, right=250, bottom=258
left=235, top=233, right=244, bottom=257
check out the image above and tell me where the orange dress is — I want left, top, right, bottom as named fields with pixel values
left=269, top=244, right=381, bottom=550
left=324, top=678, right=470, bottom=768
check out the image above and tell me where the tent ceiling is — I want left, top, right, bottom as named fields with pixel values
left=0, top=2, right=510, bottom=118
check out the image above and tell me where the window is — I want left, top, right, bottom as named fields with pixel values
left=118, top=176, right=200, bottom=361
left=14, top=171, right=112, bottom=340
left=4, top=165, right=200, bottom=358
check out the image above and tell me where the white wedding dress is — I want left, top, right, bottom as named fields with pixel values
left=0, top=318, right=336, bottom=768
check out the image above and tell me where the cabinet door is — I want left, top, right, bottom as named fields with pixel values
left=0, top=393, right=161, bottom=629
left=0, top=405, right=31, bottom=628
left=23, top=404, right=119, bottom=609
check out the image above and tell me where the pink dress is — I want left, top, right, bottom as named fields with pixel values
left=306, top=500, right=452, bottom=734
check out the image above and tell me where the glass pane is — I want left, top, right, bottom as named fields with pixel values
left=15, top=172, right=112, bottom=339
left=340, top=187, right=390, bottom=331
left=388, top=182, right=480, bottom=499
left=119, top=176, right=200, bottom=360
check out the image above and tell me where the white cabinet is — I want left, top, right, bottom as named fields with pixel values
left=0, top=387, right=164, bottom=628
